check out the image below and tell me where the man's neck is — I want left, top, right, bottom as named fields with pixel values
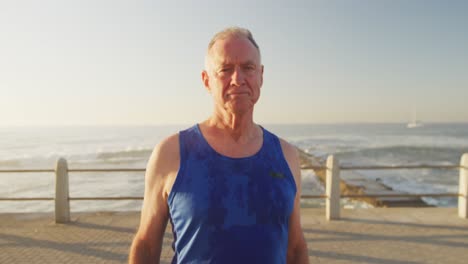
left=205, top=110, right=259, bottom=143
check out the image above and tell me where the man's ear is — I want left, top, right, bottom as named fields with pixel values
left=201, top=70, right=210, bottom=92
left=260, top=65, right=264, bottom=87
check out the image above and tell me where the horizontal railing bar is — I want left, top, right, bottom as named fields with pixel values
left=0, top=193, right=460, bottom=201
left=301, top=195, right=327, bottom=199
left=0, top=169, right=145, bottom=173
left=1, top=195, right=327, bottom=201
left=301, top=165, right=461, bottom=170
left=341, top=193, right=460, bottom=198
left=69, top=169, right=146, bottom=172
left=301, top=193, right=461, bottom=199
left=341, top=165, right=460, bottom=170
left=2, top=165, right=465, bottom=173
left=0, top=197, right=54, bottom=201
left=69, top=196, right=143, bottom=200
left=0, top=169, right=55, bottom=173
left=300, top=166, right=326, bottom=170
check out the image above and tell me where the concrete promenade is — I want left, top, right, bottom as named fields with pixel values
left=1, top=208, right=467, bottom=263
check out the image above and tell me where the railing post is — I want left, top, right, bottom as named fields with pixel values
left=326, top=155, right=340, bottom=220
left=459, top=153, right=468, bottom=219
left=55, top=158, right=70, bottom=223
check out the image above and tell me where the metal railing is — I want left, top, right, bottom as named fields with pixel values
left=0, top=167, right=145, bottom=201
left=300, top=154, right=468, bottom=220
left=300, top=164, right=462, bottom=199
left=0, top=153, right=467, bottom=223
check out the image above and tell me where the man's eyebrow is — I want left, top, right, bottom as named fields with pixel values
left=242, top=60, right=256, bottom=66
left=241, top=62, right=257, bottom=69
left=216, top=60, right=257, bottom=68
left=216, top=64, right=233, bottom=70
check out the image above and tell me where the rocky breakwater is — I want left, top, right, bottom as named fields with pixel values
left=297, top=148, right=430, bottom=207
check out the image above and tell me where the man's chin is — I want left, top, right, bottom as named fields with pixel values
left=226, top=102, right=254, bottom=115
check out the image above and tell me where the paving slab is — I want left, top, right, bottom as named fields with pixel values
left=1, top=208, right=467, bottom=263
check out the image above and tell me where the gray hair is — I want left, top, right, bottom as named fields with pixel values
left=207, top=27, right=260, bottom=54
left=205, top=27, right=261, bottom=71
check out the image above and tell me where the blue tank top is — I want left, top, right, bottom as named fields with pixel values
left=168, top=124, right=297, bottom=264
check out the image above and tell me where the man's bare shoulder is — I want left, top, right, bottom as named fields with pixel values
left=147, top=133, right=180, bottom=178
left=278, top=137, right=301, bottom=188
left=155, top=133, right=179, bottom=157
left=278, top=137, right=299, bottom=161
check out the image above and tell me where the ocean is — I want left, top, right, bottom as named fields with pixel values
left=1, top=123, right=467, bottom=212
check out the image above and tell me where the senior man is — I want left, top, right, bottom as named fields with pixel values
left=129, top=27, right=309, bottom=264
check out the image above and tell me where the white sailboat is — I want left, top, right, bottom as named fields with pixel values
left=407, top=110, right=423, bottom=128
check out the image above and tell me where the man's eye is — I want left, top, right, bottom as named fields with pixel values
left=219, top=68, right=233, bottom=74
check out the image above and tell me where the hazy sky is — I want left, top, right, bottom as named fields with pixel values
left=1, top=0, right=467, bottom=126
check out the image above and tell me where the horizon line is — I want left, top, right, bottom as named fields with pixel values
left=1, top=121, right=468, bottom=128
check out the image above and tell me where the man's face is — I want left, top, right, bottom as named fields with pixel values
left=202, top=36, right=264, bottom=115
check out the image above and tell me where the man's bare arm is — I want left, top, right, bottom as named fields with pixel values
left=129, top=135, right=179, bottom=264
left=280, top=139, right=310, bottom=264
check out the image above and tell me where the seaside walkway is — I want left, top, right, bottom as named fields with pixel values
left=1, top=208, right=467, bottom=263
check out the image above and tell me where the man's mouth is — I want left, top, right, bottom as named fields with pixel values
left=227, top=92, right=249, bottom=96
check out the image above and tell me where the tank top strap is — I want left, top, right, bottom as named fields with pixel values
left=178, top=124, right=211, bottom=159
left=260, top=127, right=297, bottom=193
left=260, top=126, right=280, bottom=153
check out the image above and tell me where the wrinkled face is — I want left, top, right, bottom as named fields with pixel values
left=202, top=36, right=264, bottom=115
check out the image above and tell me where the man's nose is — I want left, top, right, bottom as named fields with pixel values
left=231, top=67, right=245, bottom=86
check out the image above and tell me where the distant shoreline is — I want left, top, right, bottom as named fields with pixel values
left=1, top=122, right=468, bottom=128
